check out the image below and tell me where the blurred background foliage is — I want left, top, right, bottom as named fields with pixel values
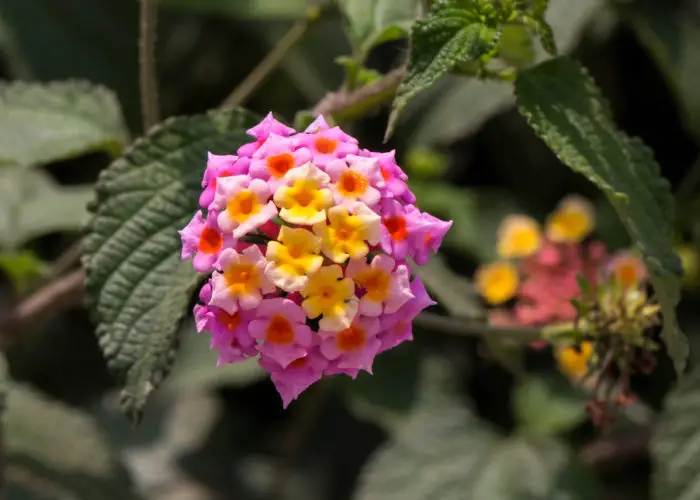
left=2, top=0, right=700, bottom=499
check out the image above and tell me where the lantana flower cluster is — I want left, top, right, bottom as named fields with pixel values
left=473, top=195, right=647, bottom=379
left=179, top=113, right=451, bottom=407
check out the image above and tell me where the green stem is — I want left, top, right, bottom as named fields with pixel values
left=221, top=4, right=323, bottom=109
left=415, top=312, right=554, bottom=343
left=139, top=0, right=160, bottom=132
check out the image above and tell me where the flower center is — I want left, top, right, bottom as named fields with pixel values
left=198, top=227, right=222, bottom=254
left=224, top=263, right=259, bottom=295
left=227, top=189, right=260, bottom=222
left=337, top=324, right=366, bottom=351
left=339, top=170, right=367, bottom=196
left=314, top=137, right=338, bottom=154
left=216, top=310, right=242, bottom=331
left=288, top=356, right=308, bottom=368
left=265, top=314, right=295, bottom=345
left=380, top=166, right=391, bottom=181
left=359, top=269, right=391, bottom=301
left=384, top=216, right=407, bottom=241
left=267, top=153, right=295, bottom=178
left=615, top=262, right=639, bottom=288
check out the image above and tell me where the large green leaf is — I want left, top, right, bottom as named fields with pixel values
left=0, top=166, right=93, bottom=248
left=84, top=108, right=259, bottom=422
left=385, top=0, right=501, bottom=139
left=337, top=0, right=420, bottom=58
left=622, top=0, right=700, bottom=137
left=0, top=81, right=128, bottom=167
left=6, top=381, right=140, bottom=499
left=355, top=374, right=599, bottom=500
left=0, top=0, right=140, bottom=128
left=652, top=366, right=700, bottom=499
left=401, top=0, right=604, bottom=146
left=515, top=56, right=687, bottom=376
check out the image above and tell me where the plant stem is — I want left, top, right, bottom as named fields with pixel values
left=221, top=5, right=323, bottom=109
left=414, top=312, right=544, bottom=342
left=139, top=0, right=160, bottom=132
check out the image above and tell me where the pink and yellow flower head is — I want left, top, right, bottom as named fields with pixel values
left=180, top=113, right=452, bottom=408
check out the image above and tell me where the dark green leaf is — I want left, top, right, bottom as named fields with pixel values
left=337, top=0, right=419, bottom=58
left=84, top=108, right=259, bottom=422
left=386, top=0, right=501, bottom=139
left=6, top=381, right=141, bottom=499
left=415, top=254, right=483, bottom=319
left=402, top=0, right=604, bottom=146
left=652, top=366, right=700, bottom=499
left=0, top=166, right=93, bottom=247
left=515, top=56, right=687, bottom=376
left=0, top=81, right=128, bottom=166
left=0, top=0, right=141, bottom=128
left=356, top=363, right=600, bottom=500
left=514, top=371, right=588, bottom=437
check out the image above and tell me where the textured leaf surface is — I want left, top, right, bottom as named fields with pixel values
left=622, top=0, right=700, bottom=137
left=402, top=0, right=603, bottom=146
left=515, top=56, right=687, bottom=375
left=84, top=109, right=259, bottom=422
left=0, top=81, right=128, bottom=167
left=0, top=166, right=93, bottom=247
left=338, top=0, right=419, bottom=57
left=652, top=366, right=700, bottom=499
left=514, top=371, right=588, bottom=437
left=386, top=0, right=501, bottom=138
left=6, top=381, right=140, bottom=499
left=356, top=379, right=599, bottom=499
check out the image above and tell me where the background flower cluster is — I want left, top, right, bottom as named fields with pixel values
left=473, top=195, right=647, bottom=379
left=180, top=113, right=452, bottom=407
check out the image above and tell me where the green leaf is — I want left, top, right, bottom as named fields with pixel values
left=84, top=108, right=259, bottom=423
left=356, top=378, right=600, bottom=499
left=622, top=0, right=700, bottom=137
left=0, top=251, right=47, bottom=293
left=161, top=0, right=309, bottom=19
left=337, top=0, right=420, bottom=58
left=401, top=0, right=604, bottom=146
left=0, top=81, right=129, bottom=167
left=652, top=366, right=700, bottom=499
left=6, top=381, right=141, bottom=499
left=385, top=0, right=501, bottom=139
left=0, top=166, right=93, bottom=248
left=514, top=371, right=588, bottom=437
left=515, top=56, right=687, bottom=376
left=410, top=181, right=522, bottom=261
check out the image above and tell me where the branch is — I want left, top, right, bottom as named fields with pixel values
left=221, top=5, right=324, bottom=109
left=0, top=270, right=85, bottom=351
left=139, top=0, right=160, bottom=131
left=312, top=67, right=405, bottom=123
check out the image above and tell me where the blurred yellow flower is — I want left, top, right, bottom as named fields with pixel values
left=496, top=215, right=542, bottom=258
left=475, top=261, right=519, bottom=305
left=545, top=195, right=594, bottom=244
left=556, top=342, right=593, bottom=379
left=675, top=245, right=699, bottom=288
